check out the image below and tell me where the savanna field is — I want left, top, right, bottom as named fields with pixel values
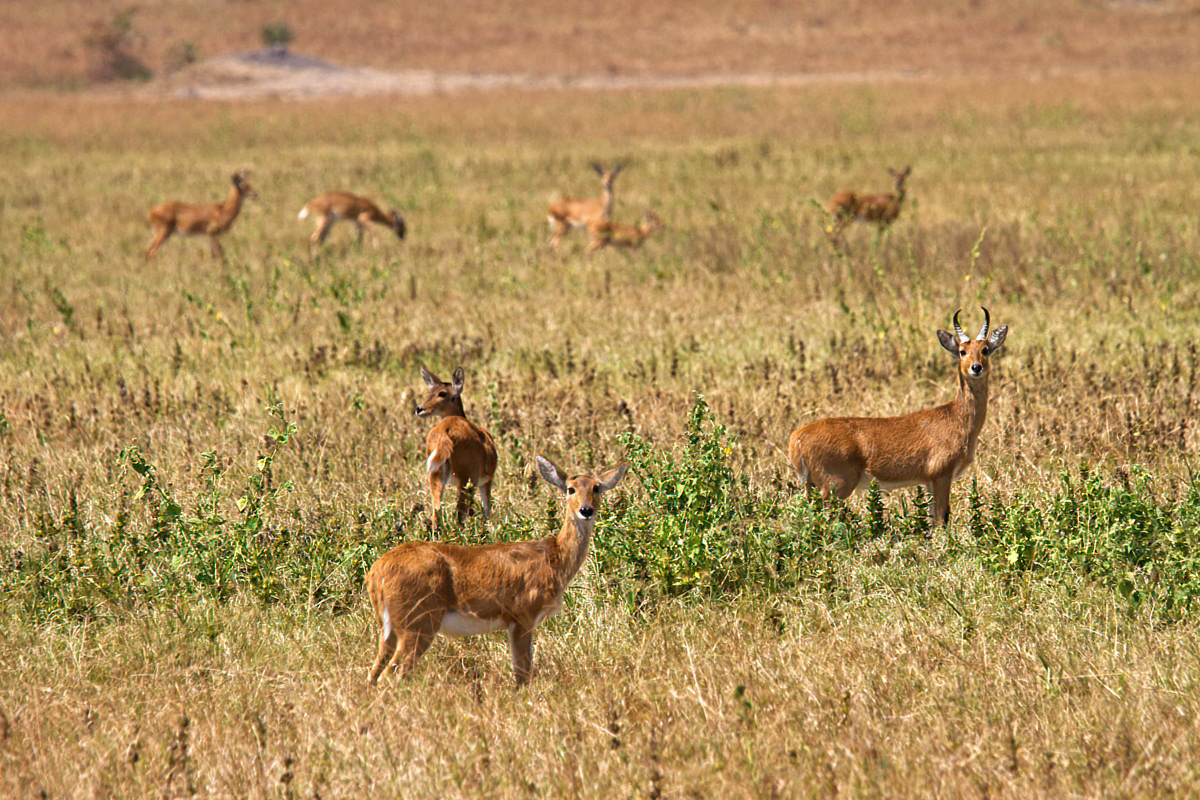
left=4, top=5, right=1200, bottom=795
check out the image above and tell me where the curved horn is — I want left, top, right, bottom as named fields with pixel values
left=952, top=310, right=968, bottom=343
left=976, top=307, right=991, bottom=341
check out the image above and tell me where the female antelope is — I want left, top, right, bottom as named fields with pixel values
left=826, top=165, right=911, bottom=244
left=146, top=172, right=257, bottom=260
left=415, top=366, right=498, bottom=530
left=788, top=308, right=1008, bottom=527
left=297, top=191, right=406, bottom=248
left=366, top=456, right=628, bottom=685
left=586, top=211, right=665, bottom=254
left=547, top=163, right=622, bottom=252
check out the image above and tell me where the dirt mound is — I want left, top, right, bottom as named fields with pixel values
left=150, top=48, right=917, bottom=100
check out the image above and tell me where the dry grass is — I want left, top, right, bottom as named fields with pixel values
left=5, top=578, right=1200, bottom=798
left=2, top=72, right=1200, bottom=796
left=3, top=0, right=1200, bottom=88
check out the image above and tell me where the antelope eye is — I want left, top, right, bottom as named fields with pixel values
left=567, top=487, right=576, bottom=495
left=959, top=350, right=967, bottom=357
left=982, top=347, right=990, bottom=355
left=438, top=391, right=447, bottom=398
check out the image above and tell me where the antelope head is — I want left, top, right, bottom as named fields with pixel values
left=937, top=307, right=1008, bottom=382
left=889, top=165, right=912, bottom=193
left=591, top=162, right=623, bottom=190
left=232, top=172, right=258, bottom=199
left=389, top=210, right=407, bottom=240
left=536, top=456, right=629, bottom=523
left=415, top=365, right=465, bottom=418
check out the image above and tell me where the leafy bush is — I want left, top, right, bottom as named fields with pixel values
left=969, top=465, right=1200, bottom=620
left=84, top=9, right=152, bottom=82
left=261, top=23, right=294, bottom=52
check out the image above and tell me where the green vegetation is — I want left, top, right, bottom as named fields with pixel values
left=2, top=76, right=1200, bottom=796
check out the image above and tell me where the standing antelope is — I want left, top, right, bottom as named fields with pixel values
left=366, top=456, right=628, bottom=685
left=415, top=365, right=498, bottom=530
left=146, top=172, right=257, bottom=260
left=826, top=165, right=911, bottom=244
left=788, top=308, right=1008, bottom=527
left=586, top=211, right=665, bottom=254
left=547, top=163, right=622, bottom=251
left=297, top=191, right=406, bottom=249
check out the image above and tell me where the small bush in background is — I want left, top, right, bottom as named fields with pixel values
left=261, top=22, right=293, bottom=55
left=84, top=8, right=152, bottom=82
left=164, top=41, right=199, bottom=73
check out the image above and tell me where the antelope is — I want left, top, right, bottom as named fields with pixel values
left=586, top=211, right=665, bottom=254
left=366, top=455, right=628, bottom=685
left=146, top=172, right=257, bottom=260
left=826, top=165, right=911, bottom=244
left=788, top=308, right=1008, bottom=527
left=547, top=163, right=622, bottom=251
left=297, top=191, right=406, bottom=249
left=415, top=365, right=498, bottom=530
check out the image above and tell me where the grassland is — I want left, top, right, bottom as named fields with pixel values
left=3, top=71, right=1200, bottom=797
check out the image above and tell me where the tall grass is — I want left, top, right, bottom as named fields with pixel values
left=2, top=75, right=1200, bottom=796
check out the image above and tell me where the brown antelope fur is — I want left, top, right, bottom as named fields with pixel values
left=826, top=165, right=911, bottom=243
left=146, top=172, right=257, bottom=260
left=298, top=191, right=406, bottom=249
left=415, top=365, right=498, bottom=530
left=586, top=211, right=665, bottom=254
left=366, top=456, right=628, bottom=685
left=788, top=308, right=1008, bottom=527
left=547, top=162, right=622, bottom=251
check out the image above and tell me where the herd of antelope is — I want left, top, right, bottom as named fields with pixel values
left=146, top=163, right=1001, bottom=687
left=142, top=161, right=667, bottom=260
left=367, top=305, right=1007, bottom=687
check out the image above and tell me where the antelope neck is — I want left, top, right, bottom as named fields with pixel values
left=552, top=515, right=594, bottom=585
left=954, top=372, right=990, bottom=439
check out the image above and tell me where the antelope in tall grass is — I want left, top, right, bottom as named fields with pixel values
left=586, top=211, right=665, bottom=254
left=146, top=172, right=257, bottom=259
left=788, top=308, right=1008, bottom=527
left=547, top=163, right=622, bottom=251
left=297, top=191, right=406, bottom=249
left=366, top=455, right=628, bottom=685
left=415, top=365, right=498, bottom=530
left=826, top=165, right=911, bottom=245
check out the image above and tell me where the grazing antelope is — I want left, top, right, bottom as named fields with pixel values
left=366, top=455, right=628, bottom=685
left=146, top=172, right=257, bottom=260
left=547, top=163, right=622, bottom=251
left=788, top=308, right=1008, bottom=527
left=415, top=365, right=498, bottom=530
left=586, top=211, right=665, bottom=254
left=826, top=165, right=911, bottom=244
left=297, top=191, right=406, bottom=249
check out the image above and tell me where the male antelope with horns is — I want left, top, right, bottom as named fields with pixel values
left=788, top=308, right=1008, bottom=527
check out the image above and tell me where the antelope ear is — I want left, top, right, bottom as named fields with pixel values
left=420, top=365, right=439, bottom=387
left=596, top=463, right=629, bottom=493
left=537, top=456, right=568, bottom=492
left=936, top=330, right=960, bottom=354
left=611, top=163, right=624, bottom=176
left=591, top=162, right=604, bottom=176
left=451, top=367, right=465, bottom=394
left=987, top=325, right=1009, bottom=353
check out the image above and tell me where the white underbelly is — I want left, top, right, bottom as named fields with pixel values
left=856, top=473, right=924, bottom=492
left=440, top=611, right=507, bottom=638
